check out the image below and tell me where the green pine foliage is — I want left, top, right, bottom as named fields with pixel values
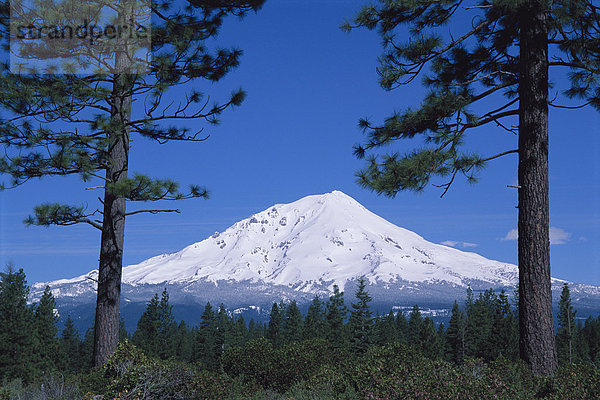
left=2, top=268, right=600, bottom=399
left=326, top=284, right=348, bottom=349
left=32, top=286, right=60, bottom=373
left=283, top=300, right=303, bottom=344
left=348, top=277, right=374, bottom=353
left=59, top=315, right=81, bottom=374
left=0, top=266, right=38, bottom=383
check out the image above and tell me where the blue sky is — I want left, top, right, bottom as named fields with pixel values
left=1, top=0, right=599, bottom=286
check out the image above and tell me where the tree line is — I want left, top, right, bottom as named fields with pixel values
left=1, top=268, right=599, bottom=385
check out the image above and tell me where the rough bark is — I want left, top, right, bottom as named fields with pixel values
left=92, top=31, right=132, bottom=367
left=517, top=1, right=558, bottom=376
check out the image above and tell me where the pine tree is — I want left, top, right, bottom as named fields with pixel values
left=59, top=315, right=81, bottom=373
left=421, top=317, right=443, bottom=359
left=491, top=290, right=518, bottom=360
left=196, top=302, right=218, bottom=370
left=33, top=286, right=60, bottom=372
left=374, top=310, right=398, bottom=345
left=132, top=293, right=160, bottom=357
left=156, top=288, right=177, bottom=359
left=266, top=302, right=283, bottom=347
left=348, top=277, right=373, bottom=353
left=557, top=283, right=576, bottom=365
left=0, top=266, right=37, bottom=383
left=215, top=304, right=232, bottom=356
left=465, top=290, right=495, bottom=360
left=326, top=285, right=348, bottom=349
left=343, top=0, right=599, bottom=375
left=174, top=321, right=194, bottom=362
left=303, top=296, right=326, bottom=340
left=446, top=300, right=466, bottom=364
left=581, top=316, right=600, bottom=364
left=0, top=0, right=265, bottom=366
left=408, top=305, right=423, bottom=347
left=283, top=300, right=303, bottom=344
left=395, top=310, right=409, bottom=345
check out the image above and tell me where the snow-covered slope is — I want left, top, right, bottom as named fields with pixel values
left=118, top=190, right=518, bottom=290
left=32, top=191, right=600, bottom=330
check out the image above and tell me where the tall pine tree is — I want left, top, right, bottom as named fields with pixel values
left=0, top=0, right=265, bottom=366
left=348, top=277, right=373, bottom=353
left=0, top=266, right=37, bottom=383
left=344, top=0, right=599, bottom=375
left=557, top=283, right=576, bottom=364
left=33, top=286, right=60, bottom=373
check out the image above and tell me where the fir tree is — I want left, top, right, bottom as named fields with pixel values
left=59, top=315, right=81, bottom=373
left=173, top=321, right=194, bottom=362
left=283, top=300, right=303, bottom=344
left=132, top=293, right=160, bottom=357
left=196, top=302, right=218, bottom=369
left=491, top=290, right=518, bottom=360
left=446, top=301, right=466, bottom=364
left=408, top=305, right=423, bottom=347
left=557, top=283, right=576, bottom=364
left=156, top=288, right=177, bottom=359
left=465, top=290, right=495, bottom=360
left=374, top=310, right=398, bottom=346
left=395, top=310, right=409, bottom=345
left=326, top=285, right=348, bottom=349
left=266, top=302, right=283, bottom=348
left=343, top=0, right=599, bottom=375
left=0, top=266, right=37, bottom=383
left=33, top=286, right=60, bottom=372
left=215, top=304, right=232, bottom=356
left=0, top=0, right=265, bottom=366
left=348, top=277, right=373, bottom=353
left=303, top=296, right=326, bottom=340
left=581, top=316, right=600, bottom=364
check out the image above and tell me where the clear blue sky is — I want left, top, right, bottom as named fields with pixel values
left=1, top=0, right=599, bottom=286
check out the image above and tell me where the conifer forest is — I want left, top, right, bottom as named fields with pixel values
left=0, top=269, right=599, bottom=399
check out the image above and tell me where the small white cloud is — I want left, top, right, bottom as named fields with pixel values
left=501, top=229, right=519, bottom=241
left=500, top=227, right=571, bottom=245
left=550, top=227, right=571, bottom=245
left=441, top=240, right=478, bottom=248
left=579, top=236, right=588, bottom=242
left=441, top=240, right=458, bottom=247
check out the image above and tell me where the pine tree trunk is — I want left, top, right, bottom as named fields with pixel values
left=517, top=1, right=558, bottom=376
left=92, top=31, right=132, bottom=367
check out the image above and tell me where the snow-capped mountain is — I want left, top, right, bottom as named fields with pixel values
left=32, top=191, right=600, bottom=330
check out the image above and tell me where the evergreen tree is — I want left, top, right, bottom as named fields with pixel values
left=266, top=302, right=283, bottom=347
left=119, top=317, right=129, bottom=343
left=343, top=0, right=599, bottom=375
left=395, top=310, right=409, bottom=345
left=33, top=286, right=60, bottom=372
left=421, top=317, right=444, bottom=359
left=196, top=302, right=217, bottom=369
left=374, top=310, right=398, bottom=346
left=303, top=296, right=326, bottom=340
left=283, top=300, right=303, bottom=344
left=581, top=316, right=600, bottom=364
left=446, top=301, right=466, bottom=364
left=0, top=266, right=37, bottom=383
left=491, top=290, right=518, bottom=360
left=0, top=0, right=265, bottom=366
left=557, top=283, right=576, bottom=364
left=231, top=315, right=248, bottom=347
left=326, top=285, right=348, bottom=349
left=408, top=305, right=423, bottom=347
left=215, top=304, right=232, bottom=356
left=348, top=277, right=373, bottom=353
left=59, top=315, right=81, bottom=373
left=132, top=293, right=160, bottom=357
left=156, top=288, right=177, bottom=359
left=465, top=290, right=495, bottom=360
left=174, top=321, right=194, bottom=362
